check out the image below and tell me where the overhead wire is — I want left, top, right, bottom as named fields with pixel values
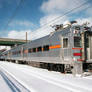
left=3, top=0, right=24, bottom=31
left=35, top=0, right=91, bottom=30
left=4, top=0, right=91, bottom=32
left=17, top=0, right=92, bottom=39
left=2, top=0, right=92, bottom=39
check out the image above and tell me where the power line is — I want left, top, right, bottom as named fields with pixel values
left=3, top=0, right=24, bottom=31
left=34, top=0, right=91, bottom=31
left=14, top=0, right=92, bottom=40
left=52, top=3, right=91, bottom=25
left=3, top=0, right=91, bottom=39
left=5, top=0, right=91, bottom=31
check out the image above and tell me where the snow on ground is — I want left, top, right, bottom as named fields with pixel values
left=0, top=61, right=92, bottom=92
left=0, top=74, right=13, bottom=92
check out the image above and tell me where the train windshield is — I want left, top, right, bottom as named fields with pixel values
left=74, top=36, right=81, bottom=47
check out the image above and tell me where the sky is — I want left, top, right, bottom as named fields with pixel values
left=0, top=0, right=92, bottom=40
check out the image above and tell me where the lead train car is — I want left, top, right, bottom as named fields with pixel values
left=1, top=24, right=92, bottom=74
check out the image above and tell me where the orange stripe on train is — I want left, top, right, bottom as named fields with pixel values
left=49, top=45, right=61, bottom=49
left=24, top=50, right=28, bottom=53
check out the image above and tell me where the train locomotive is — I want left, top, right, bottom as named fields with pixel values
left=0, top=21, right=92, bottom=74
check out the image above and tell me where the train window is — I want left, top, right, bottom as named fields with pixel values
left=19, top=51, right=21, bottom=54
left=28, top=48, right=32, bottom=53
left=63, top=38, right=68, bottom=48
left=37, top=47, right=42, bottom=52
left=15, top=51, right=17, bottom=55
left=16, top=51, right=19, bottom=55
left=14, top=52, right=16, bottom=55
left=33, top=48, right=36, bottom=52
left=18, top=51, right=21, bottom=54
left=13, top=52, right=15, bottom=55
left=43, top=45, right=49, bottom=51
left=86, top=34, right=89, bottom=48
left=74, top=37, right=81, bottom=47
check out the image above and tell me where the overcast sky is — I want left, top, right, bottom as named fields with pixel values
left=0, top=0, right=92, bottom=40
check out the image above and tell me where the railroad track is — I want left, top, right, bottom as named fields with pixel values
left=0, top=68, right=30, bottom=92
left=0, top=62, right=92, bottom=92
left=20, top=68, right=92, bottom=92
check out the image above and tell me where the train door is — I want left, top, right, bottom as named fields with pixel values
left=81, top=31, right=92, bottom=71
left=21, top=46, right=26, bottom=59
left=85, top=32, right=92, bottom=61
left=61, top=37, right=70, bottom=62
left=23, top=46, right=28, bottom=59
left=61, top=36, right=73, bottom=73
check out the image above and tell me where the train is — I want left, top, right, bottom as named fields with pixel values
left=0, top=21, right=92, bottom=74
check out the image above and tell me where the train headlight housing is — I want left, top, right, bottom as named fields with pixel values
left=74, top=30, right=78, bottom=34
left=73, top=57, right=77, bottom=61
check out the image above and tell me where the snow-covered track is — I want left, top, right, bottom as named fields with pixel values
left=0, top=62, right=92, bottom=92
left=20, top=68, right=92, bottom=92
left=0, top=68, right=30, bottom=92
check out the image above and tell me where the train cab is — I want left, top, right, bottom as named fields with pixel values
left=72, top=25, right=92, bottom=72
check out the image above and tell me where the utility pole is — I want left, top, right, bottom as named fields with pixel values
left=26, top=32, right=27, bottom=42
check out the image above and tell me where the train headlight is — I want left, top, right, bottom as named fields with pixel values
left=73, top=57, right=77, bottom=61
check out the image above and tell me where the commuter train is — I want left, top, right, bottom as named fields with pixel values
left=0, top=21, right=92, bottom=74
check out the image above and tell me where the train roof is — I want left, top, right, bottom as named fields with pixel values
left=1, top=24, right=92, bottom=54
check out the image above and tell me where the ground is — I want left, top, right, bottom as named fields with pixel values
left=0, top=61, right=92, bottom=92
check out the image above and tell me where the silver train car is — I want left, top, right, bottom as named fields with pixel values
left=0, top=22, right=92, bottom=74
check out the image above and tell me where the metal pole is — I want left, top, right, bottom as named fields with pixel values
left=26, top=32, right=27, bottom=42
